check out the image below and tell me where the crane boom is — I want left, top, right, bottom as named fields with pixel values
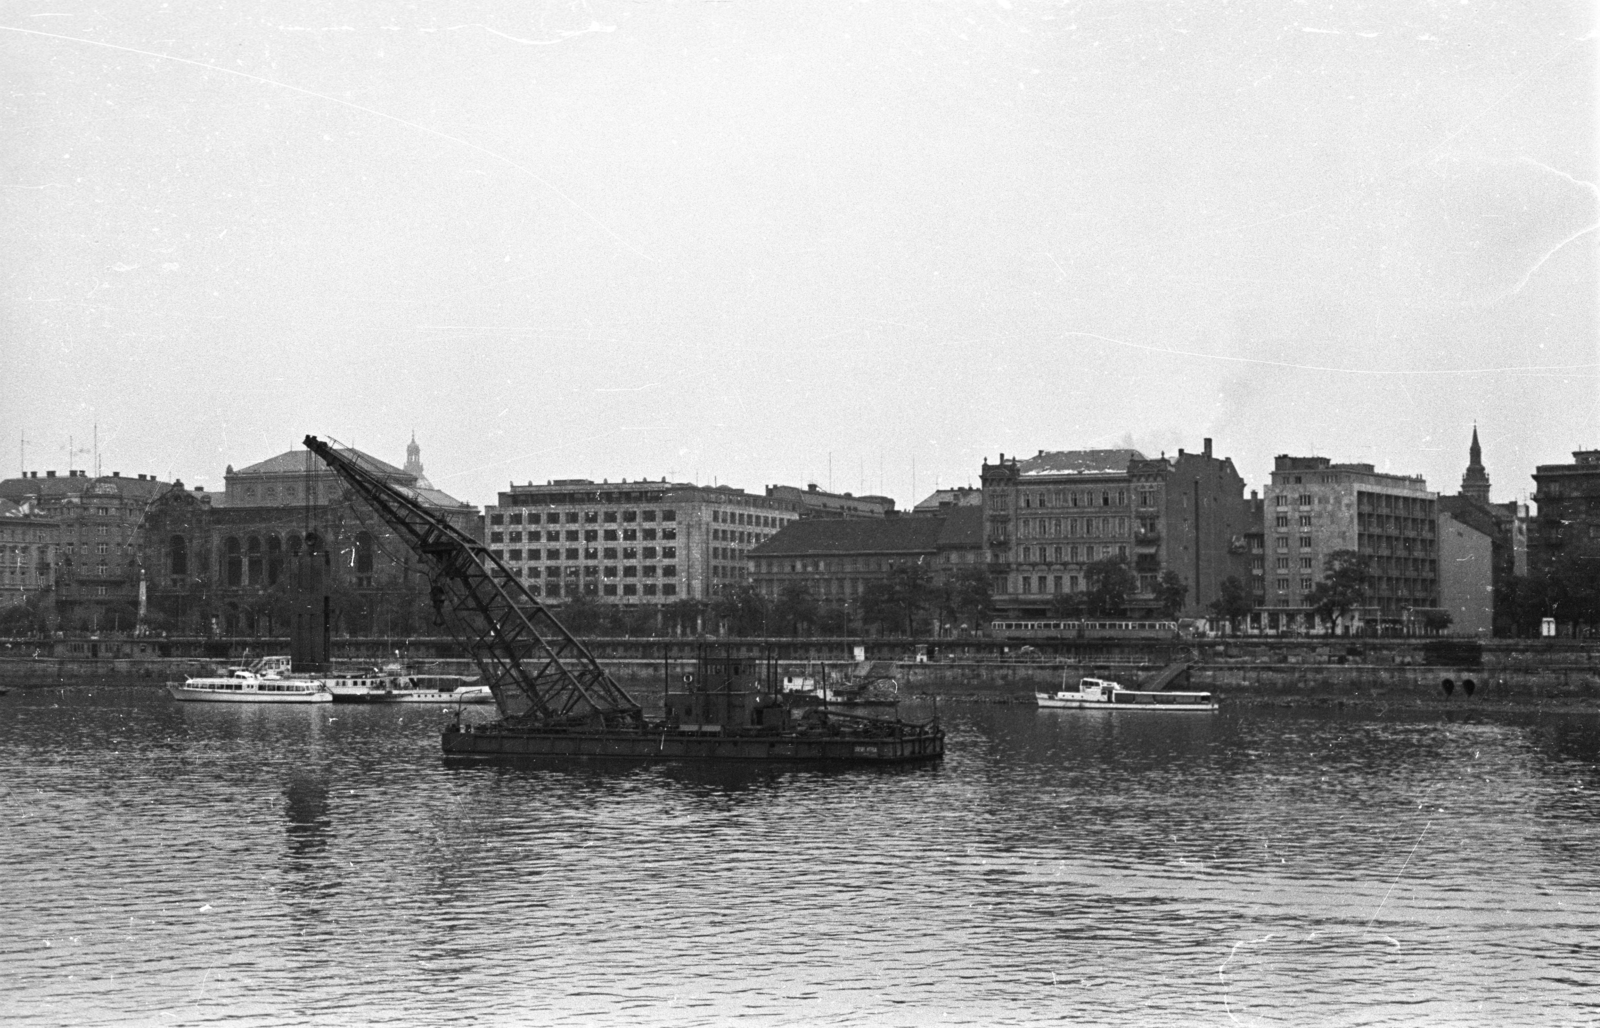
left=302, top=435, right=643, bottom=728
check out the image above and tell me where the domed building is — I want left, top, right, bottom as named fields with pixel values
left=141, top=439, right=477, bottom=637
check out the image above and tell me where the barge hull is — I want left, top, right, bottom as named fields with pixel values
left=442, top=728, right=943, bottom=763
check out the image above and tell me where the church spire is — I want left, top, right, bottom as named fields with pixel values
left=1461, top=424, right=1491, bottom=503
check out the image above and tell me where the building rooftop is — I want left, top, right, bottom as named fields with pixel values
left=0, top=472, right=172, bottom=504
left=934, top=505, right=985, bottom=549
left=1017, top=449, right=1144, bottom=477
left=913, top=488, right=982, bottom=512
left=232, top=448, right=407, bottom=479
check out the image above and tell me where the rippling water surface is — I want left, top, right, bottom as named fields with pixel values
left=2, top=684, right=1598, bottom=1027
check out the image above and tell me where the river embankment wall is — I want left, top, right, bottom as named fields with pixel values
left=4, top=641, right=1598, bottom=702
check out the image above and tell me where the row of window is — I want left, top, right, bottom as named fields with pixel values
left=493, top=546, right=677, bottom=562
left=521, top=581, right=677, bottom=598
left=755, top=556, right=914, bottom=574
left=489, top=508, right=679, bottom=526
left=1017, top=544, right=1127, bottom=564
left=1017, top=516, right=1129, bottom=540
left=1019, top=488, right=1130, bottom=510
left=490, top=527, right=678, bottom=544
left=506, top=564, right=678, bottom=579
left=1273, top=494, right=1317, bottom=507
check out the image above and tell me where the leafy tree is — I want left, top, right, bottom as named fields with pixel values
left=557, top=593, right=607, bottom=636
left=663, top=598, right=708, bottom=636
left=1305, top=549, right=1371, bottom=630
left=1046, top=590, right=1086, bottom=619
left=773, top=584, right=820, bottom=637
left=712, top=584, right=769, bottom=636
left=0, top=597, right=49, bottom=637
left=940, top=565, right=993, bottom=632
left=1153, top=571, right=1189, bottom=619
left=1208, top=575, right=1255, bottom=633
left=814, top=604, right=852, bottom=636
left=881, top=560, right=937, bottom=636
left=1417, top=608, right=1454, bottom=635
left=102, top=602, right=141, bottom=633
left=1084, top=556, right=1135, bottom=616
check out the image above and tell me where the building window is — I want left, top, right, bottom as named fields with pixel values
left=623, top=583, right=638, bottom=596
left=1276, top=537, right=1289, bottom=552
left=247, top=536, right=263, bottom=586
left=509, top=549, right=523, bottom=562
left=663, top=565, right=677, bottom=577
left=169, top=535, right=187, bottom=576
left=225, top=537, right=242, bottom=586
left=1300, top=577, right=1313, bottom=591
left=266, top=535, right=282, bottom=585
left=1276, top=578, right=1289, bottom=591
left=603, top=583, right=618, bottom=596
left=1299, top=557, right=1313, bottom=570
left=1298, top=515, right=1312, bottom=528
left=663, top=584, right=677, bottom=596
left=489, top=514, right=503, bottom=526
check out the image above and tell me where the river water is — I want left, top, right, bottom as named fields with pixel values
left=1, top=685, right=1597, bottom=1027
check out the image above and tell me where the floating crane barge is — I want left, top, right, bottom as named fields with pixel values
left=304, top=436, right=943, bottom=764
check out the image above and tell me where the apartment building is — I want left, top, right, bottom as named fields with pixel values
left=484, top=479, right=799, bottom=604
left=1263, top=456, right=1438, bottom=630
left=0, top=469, right=173, bottom=631
left=981, top=440, right=1251, bottom=617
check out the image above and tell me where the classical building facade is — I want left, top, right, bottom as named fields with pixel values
left=981, top=441, right=1251, bottom=618
left=0, top=469, right=173, bottom=630
left=0, top=499, right=60, bottom=611
left=141, top=441, right=476, bottom=636
left=1262, top=456, right=1438, bottom=630
left=483, top=479, right=798, bottom=604
left=1530, top=448, right=1600, bottom=573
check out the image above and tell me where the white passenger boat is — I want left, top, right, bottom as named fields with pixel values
left=363, top=674, right=493, bottom=705
left=167, top=666, right=332, bottom=704
left=326, top=666, right=492, bottom=704
left=1035, top=675, right=1217, bottom=712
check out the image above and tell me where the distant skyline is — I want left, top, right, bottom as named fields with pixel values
left=4, top=2, right=1594, bottom=510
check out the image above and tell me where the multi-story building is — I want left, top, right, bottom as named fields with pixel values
left=0, top=499, right=59, bottom=611
left=764, top=483, right=894, bottom=518
left=981, top=441, right=1252, bottom=618
left=1435, top=429, right=1532, bottom=634
left=1530, top=447, right=1600, bottom=573
left=0, top=469, right=173, bottom=631
left=1262, top=456, right=1438, bottom=631
left=747, top=506, right=984, bottom=627
left=141, top=440, right=476, bottom=635
left=1243, top=491, right=1267, bottom=614
left=483, top=479, right=798, bottom=605
left=1438, top=509, right=1494, bottom=636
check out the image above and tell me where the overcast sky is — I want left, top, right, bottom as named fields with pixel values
left=4, top=1, right=1595, bottom=509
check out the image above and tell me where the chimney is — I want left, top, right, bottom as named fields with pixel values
left=1203, top=438, right=1213, bottom=458
left=46, top=470, right=55, bottom=478
left=113, top=471, right=121, bottom=478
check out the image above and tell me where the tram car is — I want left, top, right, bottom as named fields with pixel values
left=988, top=618, right=1180, bottom=642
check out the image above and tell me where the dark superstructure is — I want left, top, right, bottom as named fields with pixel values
left=303, top=435, right=943, bottom=763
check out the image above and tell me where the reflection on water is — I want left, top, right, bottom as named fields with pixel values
left=1, top=686, right=1598, bottom=1026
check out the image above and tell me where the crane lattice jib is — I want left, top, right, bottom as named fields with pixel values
left=302, top=435, right=642, bottom=728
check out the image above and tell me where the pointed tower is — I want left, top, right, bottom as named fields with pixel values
left=1461, top=425, right=1491, bottom=504
left=403, top=432, right=433, bottom=488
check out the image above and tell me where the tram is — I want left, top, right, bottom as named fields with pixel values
left=988, top=618, right=1180, bottom=642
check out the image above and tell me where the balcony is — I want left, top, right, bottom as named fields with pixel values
left=1134, top=527, right=1161, bottom=545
